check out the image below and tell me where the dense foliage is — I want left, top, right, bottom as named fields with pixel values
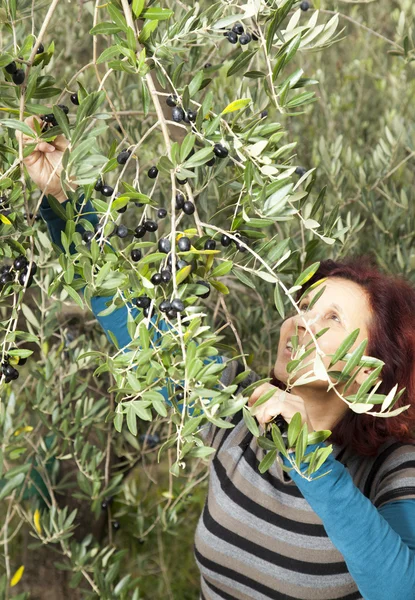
left=0, top=0, right=415, bottom=597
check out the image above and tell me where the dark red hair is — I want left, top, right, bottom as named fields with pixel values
left=268, top=254, right=415, bottom=456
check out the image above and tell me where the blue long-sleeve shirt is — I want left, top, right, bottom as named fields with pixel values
left=40, top=193, right=415, bottom=599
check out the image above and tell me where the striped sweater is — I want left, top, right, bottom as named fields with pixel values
left=39, top=193, right=415, bottom=600
left=194, top=359, right=415, bottom=600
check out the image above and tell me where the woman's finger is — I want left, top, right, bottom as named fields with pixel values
left=37, top=141, right=56, bottom=153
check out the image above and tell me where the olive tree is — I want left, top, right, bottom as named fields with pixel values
left=0, top=0, right=413, bottom=597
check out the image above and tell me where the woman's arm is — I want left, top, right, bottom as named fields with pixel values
left=280, top=444, right=415, bottom=600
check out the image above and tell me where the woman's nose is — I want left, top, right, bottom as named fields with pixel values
left=291, top=308, right=321, bottom=339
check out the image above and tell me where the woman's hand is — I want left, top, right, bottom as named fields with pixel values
left=16, top=115, right=76, bottom=203
left=248, top=383, right=314, bottom=433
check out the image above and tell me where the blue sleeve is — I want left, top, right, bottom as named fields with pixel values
left=280, top=445, right=415, bottom=600
left=39, top=193, right=225, bottom=414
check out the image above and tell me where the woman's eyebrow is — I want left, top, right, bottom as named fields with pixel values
left=301, top=295, right=345, bottom=319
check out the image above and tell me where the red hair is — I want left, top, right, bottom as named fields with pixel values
left=268, top=254, right=415, bottom=456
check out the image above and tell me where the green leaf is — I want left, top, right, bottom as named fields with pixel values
left=188, top=446, right=216, bottom=458
left=227, top=50, right=257, bottom=77
left=182, top=147, right=214, bottom=169
left=307, top=430, right=332, bottom=445
left=258, top=449, right=278, bottom=474
left=266, top=0, right=296, bottom=54
left=210, top=260, right=233, bottom=278
left=132, top=0, right=146, bottom=18
left=295, top=423, right=308, bottom=468
left=175, top=265, right=192, bottom=285
left=179, top=133, right=196, bottom=164
left=312, top=445, right=333, bottom=473
left=114, top=407, right=123, bottom=432
left=256, top=271, right=279, bottom=283
left=130, top=400, right=152, bottom=421
left=251, top=387, right=276, bottom=410
left=274, top=284, right=285, bottom=318
left=222, top=98, right=251, bottom=115
left=63, top=284, right=84, bottom=309
left=0, top=473, right=25, bottom=501
left=0, top=119, right=36, bottom=138
left=107, top=3, right=128, bottom=32
left=328, top=329, right=360, bottom=367
left=210, top=280, right=229, bottom=294
left=141, top=7, right=174, bottom=20
left=341, top=339, right=368, bottom=378
left=243, top=406, right=260, bottom=438
left=271, top=423, right=288, bottom=457
left=90, top=22, right=123, bottom=35
left=52, top=105, right=71, bottom=139
left=293, top=262, right=320, bottom=288
left=126, top=404, right=138, bottom=436
left=287, top=412, right=302, bottom=448
left=188, top=71, right=204, bottom=97
left=21, top=304, right=40, bottom=329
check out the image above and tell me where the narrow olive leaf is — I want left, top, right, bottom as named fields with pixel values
left=63, top=284, right=84, bottom=309
left=182, top=146, right=214, bottom=169
left=141, top=7, right=173, bottom=20
left=341, top=339, right=368, bottom=377
left=243, top=406, right=260, bottom=438
left=266, top=0, right=296, bottom=54
left=305, top=285, right=327, bottom=311
left=328, top=329, right=360, bottom=367
left=257, top=435, right=276, bottom=451
left=126, top=404, right=138, bottom=436
left=306, top=429, right=332, bottom=445
left=227, top=50, right=257, bottom=77
left=179, top=132, right=196, bottom=164
left=258, top=449, right=278, bottom=474
left=175, top=265, right=192, bottom=285
left=139, top=322, right=150, bottom=350
left=271, top=423, right=288, bottom=457
left=0, top=473, right=25, bottom=501
left=222, top=98, right=251, bottom=115
left=52, top=105, right=71, bottom=139
left=295, top=422, right=308, bottom=469
left=274, top=284, right=285, bottom=319
left=251, top=388, right=277, bottom=411
left=380, top=383, right=399, bottom=413
left=287, top=412, right=302, bottom=448
left=0, top=119, right=37, bottom=138
left=132, top=0, right=145, bottom=18
left=210, top=260, right=233, bottom=278
left=182, top=416, right=205, bottom=437
left=188, top=446, right=216, bottom=458
left=107, top=3, right=128, bottom=32
left=293, top=262, right=320, bottom=287
left=356, top=364, right=383, bottom=401
left=312, top=446, right=333, bottom=473
left=90, top=22, right=122, bottom=35
left=257, top=271, right=279, bottom=283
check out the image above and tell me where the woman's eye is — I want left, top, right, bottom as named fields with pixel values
left=299, top=304, right=340, bottom=323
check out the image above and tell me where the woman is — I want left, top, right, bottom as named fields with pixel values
left=19, top=116, right=415, bottom=599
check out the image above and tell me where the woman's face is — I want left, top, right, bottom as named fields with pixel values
left=274, top=277, right=374, bottom=390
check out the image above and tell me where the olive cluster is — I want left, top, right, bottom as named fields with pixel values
left=40, top=104, right=69, bottom=131
left=4, top=43, right=44, bottom=86
left=166, top=95, right=198, bottom=126
left=223, top=23, right=258, bottom=46
left=0, top=255, right=37, bottom=288
left=1, top=348, right=28, bottom=384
